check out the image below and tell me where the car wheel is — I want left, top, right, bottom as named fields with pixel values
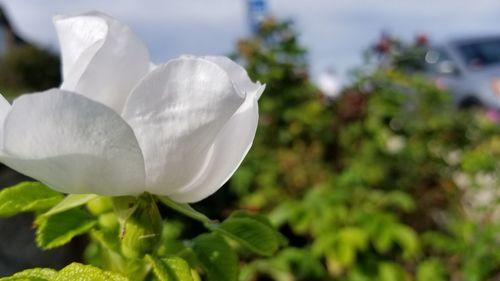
left=459, top=96, right=482, bottom=109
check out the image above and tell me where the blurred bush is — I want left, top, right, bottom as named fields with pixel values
left=0, top=45, right=60, bottom=99
left=228, top=18, right=500, bottom=281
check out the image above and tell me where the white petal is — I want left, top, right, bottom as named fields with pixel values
left=122, top=57, right=244, bottom=195
left=0, top=89, right=145, bottom=195
left=55, top=11, right=150, bottom=112
left=168, top=86, right=263, bottom=203
left=54, top=12, right=107, bottom=79
left=201, top=56, right=264, bottom=99
left=0, top=94, right=10, bottom=126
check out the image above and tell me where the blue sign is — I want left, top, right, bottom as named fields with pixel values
left=248, top=0, right=268, bottom=33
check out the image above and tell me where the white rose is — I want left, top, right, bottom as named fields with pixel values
left=0, top=11, right=264, bottom=203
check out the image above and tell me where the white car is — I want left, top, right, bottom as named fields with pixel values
left=425, top=35, right=500, bottom=109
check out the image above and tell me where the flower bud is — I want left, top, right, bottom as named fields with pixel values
left=98, top=212, right=119, bottom=230
left=87, top=196, right=113, bottom=215
left=120, top=194, right=162, bottom=259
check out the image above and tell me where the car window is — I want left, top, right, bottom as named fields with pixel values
left=456, top=38, right=500, bottom=69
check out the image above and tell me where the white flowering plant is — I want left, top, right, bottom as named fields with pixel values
left=0, top=12, right=284, bottom=281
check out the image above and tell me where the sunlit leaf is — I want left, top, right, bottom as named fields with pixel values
left=0, top=181, right=63, bottom=217
left=0, top=263, right=129, bottom=281
left=0, top=268, right=56, bottom=281
left=54, top=263, right=129, bottom=281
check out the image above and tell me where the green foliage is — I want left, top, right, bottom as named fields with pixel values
left=241, top=247, right=326, bottom=281
left=230, top=18, right=500, bottom=281
left=416, top=259, right=446, bottom=281
left=0, top=181, right=63, bottom=217
left=0, top=45, right=60, bottom=98
left=424, top=218, right=500, bottom=281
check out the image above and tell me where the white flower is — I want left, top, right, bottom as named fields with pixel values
left=0, top=12, right=264, bottom=203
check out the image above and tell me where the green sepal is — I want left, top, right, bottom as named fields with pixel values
left=112, top=196, right=138, bottom=226
left=41, top=194, right=99, bottom=217
left=120, top=194, right=162, bottom=259
left=157, top=196, right=215, bottom=224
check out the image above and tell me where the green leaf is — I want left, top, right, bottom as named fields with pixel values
left=0, top=268, right=57, bottom=281
left=146, top=255, right=194, bottom=281
left=54, top=262, right=129, bottom=281
left=0, top=181, right=63, bottom=217
left=36, top=208, right=96, bottom=249
left=230, top=211, right=288, bottom=246
left=209, top=212, right=282, bottom=256
left=42, top=194, right=98, bottom=217
left=192, top=233, right=238, bottom=281
left=157, top=196, right=214, bottom=224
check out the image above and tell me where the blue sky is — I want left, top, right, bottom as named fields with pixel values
left=1, top=0, right=499, bottom=79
